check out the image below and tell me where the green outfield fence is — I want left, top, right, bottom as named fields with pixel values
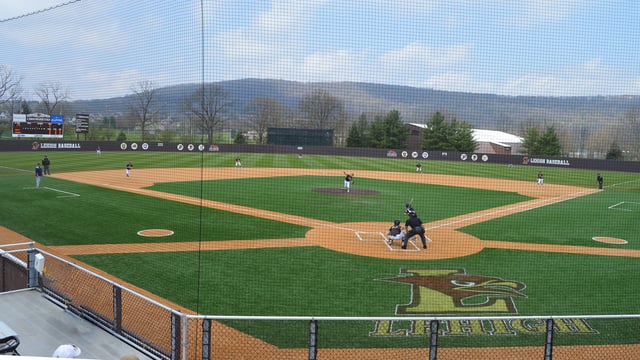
left=2, top=242, right=640, bottom=360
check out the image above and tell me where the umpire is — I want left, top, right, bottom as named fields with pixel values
left=402, top=210, right=427, bottom=249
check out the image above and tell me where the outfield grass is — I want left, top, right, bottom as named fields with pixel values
left=2, top=151, right=640, bottom=349
left=1, top=151, right=637, bottom=188
left=462, top=189, right=640, bottom=249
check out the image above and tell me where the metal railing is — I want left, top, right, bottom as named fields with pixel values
left=2, top=243, right=640, bottom=360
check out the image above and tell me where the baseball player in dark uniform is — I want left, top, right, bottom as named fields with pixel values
left=597, top=173, right=603, bottom=189
left=343, top=172, right=354, bottom=192
left=42, top=155, right=51, bottom=175
left=405, top=203, right=416, bottom=217
left=387, top=220, right=404, bottom=245
left=402, top=211, right=427, bottom=249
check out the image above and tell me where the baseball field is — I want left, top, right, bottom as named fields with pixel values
left=2, top=150, right=640, bottom=356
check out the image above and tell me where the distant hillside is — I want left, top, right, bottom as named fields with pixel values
left=71, top=79, right=640, bottom=132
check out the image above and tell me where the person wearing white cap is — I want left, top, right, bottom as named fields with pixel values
left=52, top=343, right=81, bottom=358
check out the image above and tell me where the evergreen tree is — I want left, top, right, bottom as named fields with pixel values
left=369, top=110, right=409, bottom=148
left=422, top=112, right=452, bottom=150
left=233, top=131, right=247, bottom=144
left=522, top=127, right=562, bottom=156
left=521, top=127, right=542, bottom=155
left=449, top=119, right=477, bottom=152
left=346, top=113, right=370, bottom=147
left=606, top=142, right=623, bottom=160
left=422, top=112, right=476, bottom=151
left=539, top=127, right=562, bottom=156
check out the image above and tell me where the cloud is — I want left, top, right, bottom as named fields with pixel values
left=0, top=0, right=66, bottom=20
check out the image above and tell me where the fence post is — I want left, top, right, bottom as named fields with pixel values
left=544, top=318, right=554, bottom=360
left=429, top=320, right=439, bottom=360
left=309, top=319, right=318, bottom=360
left=170, top=312, right=181, bottom=360
left=113, top=286, right=122, bottom=333
left=26, top=248, right=38, bottom=288
left=201, top=319, right=211, bottom=360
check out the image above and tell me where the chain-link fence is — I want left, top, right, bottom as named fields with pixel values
left=3, top=243, right=640, bottom=360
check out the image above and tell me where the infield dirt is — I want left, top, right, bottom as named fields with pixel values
left=2, top=167, right=638, bottom=359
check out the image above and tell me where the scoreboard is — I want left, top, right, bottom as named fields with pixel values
left=12, top=113, right=64, bottom=138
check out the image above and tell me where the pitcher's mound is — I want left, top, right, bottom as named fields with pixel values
left=313, top=188, right=379, bottom=196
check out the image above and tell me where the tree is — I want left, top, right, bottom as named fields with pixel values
left=538, top=127, right=562, bottom=156
left=34, top=81, right=69, bottom=115
left=606, top=142, right=623, bottom=160
left=622, top=108, right=640, bottom=159
left=185, top=83, right=231, bottom=144
left=521, top=127, right=542, bottom=155
left=116, top=131, right=127, bottom=141
left=20, top=100, right=31, bottom=114
left=522, top=126, right=562, bottom=156
left=298, top=89, right=344, bottom=129
left=449, top=119, right=477, bottom=152
left=0, top=65, right=22, bottom=107
left=421, top=112, right=476, bottom=152
left=369, top=110, right=409, bottom=148
left=346, top=113, right=371, bottom=147
left=129, top=80, right=159, bottom=142
left=233, top=131, right=247, bottom=144
left=246, top=96, right=285, bottom=144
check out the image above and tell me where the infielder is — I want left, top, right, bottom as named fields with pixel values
left=343, top=172, right=354, bottom=192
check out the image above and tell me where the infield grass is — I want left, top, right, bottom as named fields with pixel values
left=2, top=151, right=640, bottom=349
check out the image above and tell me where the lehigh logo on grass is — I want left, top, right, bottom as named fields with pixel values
left=371, top=268, right=597, bottom=337
left=387, top=268, right=527, bottom=314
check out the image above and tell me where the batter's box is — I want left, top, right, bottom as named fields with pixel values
left=355, top=231, right=387, bottom=242
left=354, top=231, right=421, bottom=252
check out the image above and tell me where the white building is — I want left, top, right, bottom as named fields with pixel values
left=407, top=123, right=523, bottom=155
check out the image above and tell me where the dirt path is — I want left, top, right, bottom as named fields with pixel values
left=44, top=167, right=618, bottom=260
left=3, top=167, right=635, bottom=359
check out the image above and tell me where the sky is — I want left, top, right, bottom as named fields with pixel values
left=2, top=0, right=640, bottom=100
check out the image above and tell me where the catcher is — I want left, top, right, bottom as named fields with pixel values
left=387, top=220, right=404, bottom=245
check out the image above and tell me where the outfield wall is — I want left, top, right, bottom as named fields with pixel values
left=1, top=140, right=639, bottom=173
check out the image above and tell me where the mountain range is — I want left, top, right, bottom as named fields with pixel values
left=71, top=79, right=640, bottom=133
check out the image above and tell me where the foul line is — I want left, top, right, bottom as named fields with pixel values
left=43, top=186, right=80, bottom=198
left=425, top=188, right=597, bottom=231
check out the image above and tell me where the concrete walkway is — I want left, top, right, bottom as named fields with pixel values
left=0, top=289, right=153, bottom=359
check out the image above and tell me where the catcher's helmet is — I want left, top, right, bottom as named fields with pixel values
left=394, top=220, right=400, bottom=225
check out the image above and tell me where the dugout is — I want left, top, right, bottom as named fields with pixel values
left=267, top=128, right=333, bottom=146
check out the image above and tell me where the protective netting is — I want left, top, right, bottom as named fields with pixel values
left=3, top=2, right=640, bottom=359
